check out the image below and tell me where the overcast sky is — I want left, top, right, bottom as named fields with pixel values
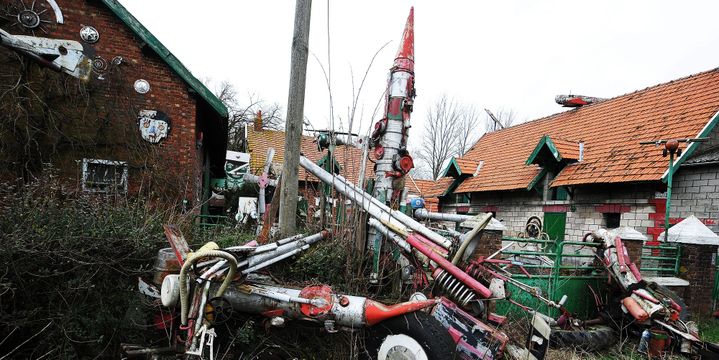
left=120, top=0, right=719, bottom=151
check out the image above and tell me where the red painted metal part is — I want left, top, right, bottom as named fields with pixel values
left=622, top=296, right=649, bottom=321
left=299, top=285, right=334, bottom=317
left=393, top=7, right=414, bottom=73
left=364, top=298, right=437, bottom=326
left=431, top=297, right=508, bottom=359
left=373, top=145, right=385, bottom=159
left=633, top=290, right=660, bottom=304
left=406, top=234, right=492, bottom=298
left=163, top=224, right=191, bottom=264
left=261, top=309, right=285, bottom=318
left=629, top=262, right=643, bottom=281
left=614, top=236, right=627, bottom=273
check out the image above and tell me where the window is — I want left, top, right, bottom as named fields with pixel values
left=455, top=193, right=470, bottom=204
left=603, top=213, right=621, bottom=229
left=550, top=186, right=569, bottom=200
left=81, top=158, right=128, bottom=193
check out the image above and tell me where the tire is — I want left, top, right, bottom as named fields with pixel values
left=364, top=311, right=456, bottom=360
left=647, top=282, right=690, bottom=321
left=550, top=325, right=617, bottom=351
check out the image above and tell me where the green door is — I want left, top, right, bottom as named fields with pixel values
left=544, top=212, right=566, bottom=242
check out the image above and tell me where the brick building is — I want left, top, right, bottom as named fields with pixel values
left=435, top=68, right=719, bottom=242
left=0, top=0, right=228, bottom=213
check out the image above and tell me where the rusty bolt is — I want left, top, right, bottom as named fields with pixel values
left=339, top=296, right=350, bottom=307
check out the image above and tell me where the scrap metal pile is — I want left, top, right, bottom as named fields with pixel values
left=125, top=8, right=718, bottom=360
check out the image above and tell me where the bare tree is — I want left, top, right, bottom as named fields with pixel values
left=416, top=95, right=462, bottom=180
left=484, top=108, right=517, bottom=133
left=455, top=105, right=482, bottom=157
left=214, top=81, right=284, bottom=151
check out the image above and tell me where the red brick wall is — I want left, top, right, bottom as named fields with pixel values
left=1, top=0, right=204, bottom=205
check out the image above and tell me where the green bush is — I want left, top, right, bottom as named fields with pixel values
left=0, top=176, right=172, bottom=358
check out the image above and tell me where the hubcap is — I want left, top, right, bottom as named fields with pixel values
left=18, top=10, right=40, bottom=29
left=377, top=334, right=428, bottom=360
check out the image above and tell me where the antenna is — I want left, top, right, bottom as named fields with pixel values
left=484, top=109, right=504, bottom=131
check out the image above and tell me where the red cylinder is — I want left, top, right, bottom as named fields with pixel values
left=406, top=234, right=492, bottom=298
left=622, top=296, right=649, bottom=321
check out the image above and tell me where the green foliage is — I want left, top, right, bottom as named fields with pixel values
left=699, top=319, right=719, bottom=343
left=288, top=236, right=355, bottom=290
left=0, top=174, right=173, bottom=358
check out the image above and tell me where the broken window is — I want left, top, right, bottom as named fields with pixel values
left=603, top=212, right=621, bottom=229
left=81, top=158, right=128, bottom=193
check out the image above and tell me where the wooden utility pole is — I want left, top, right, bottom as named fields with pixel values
left=279, top=0, right=312, bottom=237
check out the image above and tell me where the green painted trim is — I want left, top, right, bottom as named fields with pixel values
left=525, top=135, right=562, bottom=165
left=440, top=157, right=462, bottom=178
left=662, top=109, right=719, bottom=182
left=101, top=0, right=228, bottom=119
left=526, top=167, right=549, bottom=191
left=437, top=176, right=463, bottom=198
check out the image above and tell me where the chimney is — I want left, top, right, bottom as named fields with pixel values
left=578, top=141, right=585, bottom=162
left=253, top=110, right=263, bottom=132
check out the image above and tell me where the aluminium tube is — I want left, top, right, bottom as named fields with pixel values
left=368, top=218, right=411, bottom=253
left=299, top=156, right=452, bottom=249
left=240, top=231, right=329, bottom=268
left=242, top=245, right=309, bottom=274
left=414, top=208, right=473, bottom=223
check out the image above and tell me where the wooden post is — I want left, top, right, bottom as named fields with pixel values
left=279, top=0, right=312, bottom=237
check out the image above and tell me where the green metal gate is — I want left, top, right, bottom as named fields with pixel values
left=494, top=236, right=606, bottom=319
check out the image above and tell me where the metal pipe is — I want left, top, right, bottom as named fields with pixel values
left=299, top=156, right=452, bottom=249
left=405, top=234, right=492, bottom=298
left=415, top=208, right=473, bottom=223
left=216, top=282, right=436, bottom=328
left=241, top=245, right=309, bottom=274
left=179, top=248, right=238, bottom=326
left=368, top=218, right=412, bottom=253
left=241, top=231, right=329, bottom=268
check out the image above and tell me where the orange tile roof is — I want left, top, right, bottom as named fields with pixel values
left=455, top=158, right=481, bottom=174
left=551, top=138, right=580, bottom=160
left=456, top=68, right=719, bottom=193
left=246, top=127, right=374, bottom=183
left=425, top=177, right=455, bottom=197
left=407, top=177, right=437, bottom=197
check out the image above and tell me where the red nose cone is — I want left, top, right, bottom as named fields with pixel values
left=394, top=7, right=414, bottom=72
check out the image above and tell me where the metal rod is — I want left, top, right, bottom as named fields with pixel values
left=242, top=245, right=309, bottom=274
left=405, top=234, right=492, bottom=298
left=414, top=208, right=472, bottom=223
left=299, top=156, right=452, bottom=249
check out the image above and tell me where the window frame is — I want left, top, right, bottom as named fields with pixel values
left=81, top=158, right=128, bottom=194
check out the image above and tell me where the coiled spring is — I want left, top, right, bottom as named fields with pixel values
left=433, top=269, right=477, bottom=308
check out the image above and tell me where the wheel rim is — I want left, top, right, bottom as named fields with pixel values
left=377, top=334, right=429, bottom=360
